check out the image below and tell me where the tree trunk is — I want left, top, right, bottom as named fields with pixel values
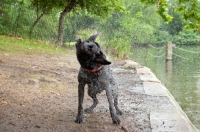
left=29, top=1, right=47, bottom=38
left=58, top=4, right=74, bottom=46
left=29, top=11, right=46, bottom=38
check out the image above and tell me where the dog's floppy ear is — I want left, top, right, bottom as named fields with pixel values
left=95, top=51, right=111, bottom=65
left=88, top=34, right=98, bottom=42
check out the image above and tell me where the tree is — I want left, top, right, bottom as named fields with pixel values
left=31, top=0, right=126, bottom=46
left=95, top=0, right=161, bottom=58
left=29, top=0, right=199, bottom=47
left=160, top=8, right=184, bottom=35
left=140, top=0, right=200, bottom=30
left=0, top=0, right=34, bottom=36
left=29, top=0, right=51, bottom=37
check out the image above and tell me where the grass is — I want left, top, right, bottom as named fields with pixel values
left=0, top=35, right=70, bottom=55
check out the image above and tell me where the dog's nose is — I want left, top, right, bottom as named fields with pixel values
left=88, top=45, right=93, bottom=49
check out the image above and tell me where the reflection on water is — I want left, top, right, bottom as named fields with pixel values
left=131, top=45, right=200, bottom=129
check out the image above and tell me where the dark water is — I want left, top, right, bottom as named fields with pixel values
left=131, top=45, right=200, bottom=129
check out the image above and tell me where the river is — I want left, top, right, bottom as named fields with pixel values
left=131, top=45, right=200, bottom=129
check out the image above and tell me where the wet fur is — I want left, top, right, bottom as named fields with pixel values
left=75, top=34, right=122, bottom=124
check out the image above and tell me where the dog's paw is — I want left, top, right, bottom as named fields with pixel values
left=115, top=106, right=123, bottom=115
left=112, top=114, right=121, bottom=125
left=84, top=108, right=93, bottom=113
left=116, top=109, right=123, bottom=115
left=75, top=115, right=84, bottom=124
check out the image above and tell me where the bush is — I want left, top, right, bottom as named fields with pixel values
left=151, top=30, right=172, bottom=45
left=172, top=30, right=200, bottom=45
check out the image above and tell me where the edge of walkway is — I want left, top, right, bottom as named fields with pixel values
left=123, top=60, right=199, bottom=132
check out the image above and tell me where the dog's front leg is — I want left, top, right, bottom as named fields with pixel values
left=106, top=88, right=121, bottom=125
left=75, top=82, right=85, bottom=124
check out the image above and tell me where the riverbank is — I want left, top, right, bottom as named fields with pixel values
left=131, top=45, right=200, bottom=129
left=122, top=60, right=198, bottom=132
left=0, top=52, right=198, bottom=132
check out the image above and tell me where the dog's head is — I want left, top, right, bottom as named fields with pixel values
left=76, top=34, right=101, bottom=57
left=75, top=34, right=111, bottom=68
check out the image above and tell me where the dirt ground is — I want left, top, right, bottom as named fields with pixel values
left=0, top=52, right=151, bottom=132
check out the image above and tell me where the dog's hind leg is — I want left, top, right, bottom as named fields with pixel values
left=114, top=95, right=123, bottom=115
left=110, top=78, right=123, bottom=115
left=84, top=87, right=99, bottom=113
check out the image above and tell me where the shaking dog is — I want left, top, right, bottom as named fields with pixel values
left=75, top=34, right=122, bottom=124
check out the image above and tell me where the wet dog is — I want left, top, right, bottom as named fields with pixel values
left=75, top=34, right=122, bottom=124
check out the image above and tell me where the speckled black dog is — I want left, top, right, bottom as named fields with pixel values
left=75, top=34, right=122, bottom=125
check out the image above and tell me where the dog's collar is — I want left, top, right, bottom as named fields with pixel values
left=83, top=65, right=104, bottom=73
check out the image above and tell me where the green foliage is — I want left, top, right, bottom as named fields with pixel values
left=156, top=0, right=173, bottom=22
left=31, top=0, right=127, bottom=16
left=96, top=0, right=161, bottom=58
left=0, top=0, right=58, bottom=41
left=75, top=29, right=98, bottom=40
left=30, top=13, right=58, bottom=41
left=140, top=0, right=200, bottom=30
left=0, top=0, right=200, bottom=59
left=31, top=0, right=65, bottom=11
left=173, top=30, right=200, bottom=45
left=64, top=12, right=98, bottom=42
left=175, top=0, right=200, bottom=29
left=30, top=0, right=127, bottom=46
left=152, top=0, right=200, bottom=45
left=140, top=0, right=173, bottom=22
left=105, top=33, right=132, bottom=58
left=160, top=11, right=184, bottom=35
left=76, top=0, right=127, bottom=17
left=0, top=0, right=30, bottom=36
left=151, top=31, right=172, bottom=44
left=152, top=30, right=200, bottom=45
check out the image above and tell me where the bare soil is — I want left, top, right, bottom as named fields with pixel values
left=0, top=52, right=151, bottom=132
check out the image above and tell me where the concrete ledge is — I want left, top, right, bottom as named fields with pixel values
left=143, top=82, right=167, bottom=96
left=150, top=112, right=190, bottom=132
left=138, top=66, right=198, bottom=132
left=113, top=60, right=198, bottom=131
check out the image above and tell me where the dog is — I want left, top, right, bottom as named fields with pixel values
left=75, top=34, right=122, bottom=125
